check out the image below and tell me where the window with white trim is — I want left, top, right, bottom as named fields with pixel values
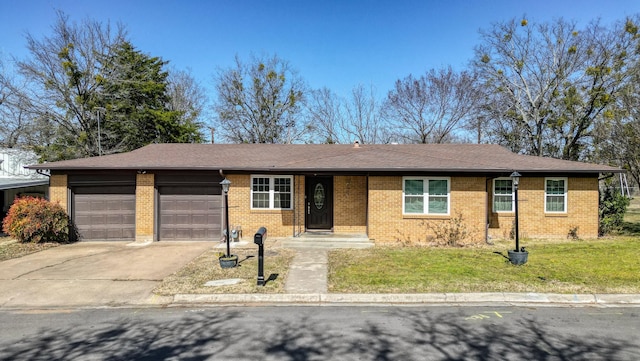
left=493, top=178, right=514, bottom=212
left=545, top=177, right=567, bottom=213
left=403, top=177, right=450, bottom=215
left=251, top=175, right=293, bottom=210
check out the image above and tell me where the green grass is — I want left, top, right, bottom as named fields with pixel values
left=328, top=238, right=640, bottom=294
left=621, top=197, right=640, bottom=235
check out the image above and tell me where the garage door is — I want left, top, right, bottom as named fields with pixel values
left=73, top=187, right=136, bottom=241
left=159, top=186, right=222, bottom=241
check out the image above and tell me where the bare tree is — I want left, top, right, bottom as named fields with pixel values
left=593, top=63, right=640, bottom=188
left=307, top=87, right=343, bottom=143
left=307, top=84, right=392, bottom=144
left=213, top=54, right=308, bottom=143
left=473, top=17, right=638, bottom=160
left=383, top=67, right=480, bottom=144
left=344, top=84, right=390, bottom=144
left=12, top=11, right=127, bottom=159
left=0, top=58, right=28, bottom=147
left=166, top=67, right=208, bottom=134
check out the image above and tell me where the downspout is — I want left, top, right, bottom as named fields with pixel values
left=297, top=174, right=302, bottom=237
left=36, top=169, right=51, bottom=178
left=293, top=175, right=297, bottom=237
left=366, top=173, right=370, bottom=238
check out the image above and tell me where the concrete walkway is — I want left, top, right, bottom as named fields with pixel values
left=284, top=249, right=328, bottom=294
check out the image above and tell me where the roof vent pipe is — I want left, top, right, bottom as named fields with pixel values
left=353, top=140, right=360, bottom=148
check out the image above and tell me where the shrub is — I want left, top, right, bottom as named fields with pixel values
left=422, top=211, right=476, bottom=246
left=567, top=226, right=580, bottom=240
left=2, top=196, right=71, bottom=243
left=599, top=185, right=630, bottom=236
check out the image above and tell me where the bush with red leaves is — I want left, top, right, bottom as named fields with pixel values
left=2, top=196, right=70, bottom=243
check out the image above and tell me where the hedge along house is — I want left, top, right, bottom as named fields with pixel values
left=27, top=143, right=621, bottom=243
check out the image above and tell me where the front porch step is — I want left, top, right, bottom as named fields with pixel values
left=280, top=233, right=374, bottom=249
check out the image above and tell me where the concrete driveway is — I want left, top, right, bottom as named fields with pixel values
left=0, top=241, right=212, bottom=308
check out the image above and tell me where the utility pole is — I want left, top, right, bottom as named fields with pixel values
left=96, top=109, right=103, bottom=156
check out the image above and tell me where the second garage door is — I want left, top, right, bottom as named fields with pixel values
left=159, top=186, right=222, bottom=241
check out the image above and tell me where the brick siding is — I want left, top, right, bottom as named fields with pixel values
left=49, top=174, right=68, bottom=212
left=488, top=177, right=599, bottom=239
left=226, top=174, right=306, bottom=239
left=333, top=175, right=367, bottom=234
left=135, top=173, right=154, bottom=242
left=367, top=176, right=487, bottom=243
left=225, top=174, right=599, bottom=242
left=53, top=171, right=600, bottom=243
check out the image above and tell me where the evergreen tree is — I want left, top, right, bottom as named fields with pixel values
left=98, top=42, right=203, bottom=152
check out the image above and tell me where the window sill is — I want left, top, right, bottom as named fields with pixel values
left=545, top=213, right=568, bottom=217
left=403, top=214, right=450, bottom=220
left=250, top=209, right=293, bottom=213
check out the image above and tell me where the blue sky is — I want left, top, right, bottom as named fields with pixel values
left=1, top=0, right=639, bottom=99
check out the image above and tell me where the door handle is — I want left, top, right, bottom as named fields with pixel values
left=307, top=202, right=310, bottom=215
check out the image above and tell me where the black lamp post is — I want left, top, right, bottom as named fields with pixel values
left=508, top=171, right=528, bottom=265
left=510, top=171, right=521, bottom=251
left=218, top=178, right=237, bottom=268
left=220, top=178, right=231, bottom=258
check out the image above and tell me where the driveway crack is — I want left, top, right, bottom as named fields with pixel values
left=11, top=248, right=130, bottom=280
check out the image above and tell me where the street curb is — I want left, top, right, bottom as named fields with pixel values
left=172, top=293, right=640, bottom=306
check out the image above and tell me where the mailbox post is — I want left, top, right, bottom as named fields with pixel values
left=254, top=227, right=267, bottom=286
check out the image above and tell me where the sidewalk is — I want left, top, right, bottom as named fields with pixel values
left=172, top=247, right=640, bottom=307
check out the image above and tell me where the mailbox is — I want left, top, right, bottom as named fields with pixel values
left=254, top=227, right=267, bottom=286
left=254, top=227, right=267, bottom=245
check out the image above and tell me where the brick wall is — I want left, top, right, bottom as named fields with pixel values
left=228, top=175, right=370, bottom=237
left=488, top=177, right=599, bottom=239
left=367, top=176, right=486, bottom=243
left=227, top=174, right=306, bottom=238
left=225, top=173, right=600, bottom=242
left=135, top=173, right=154, bottom=242
left=49, top=174, right=68, bottom=212
left=333, top=175, right=367, bottom=233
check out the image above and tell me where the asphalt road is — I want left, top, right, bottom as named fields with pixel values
left=0, top=306, right=638, bottom=360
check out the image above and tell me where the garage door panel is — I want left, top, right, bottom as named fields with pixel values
left=191, top=229, right=212, bottom=239
left=106, top=200, right=134, bottom=211
left=192, top=214, right=212, bottom=224
left=160, top=215, right=175, bottom=224
left=159, top=190, right=222, bottom=241
left=106, top=214, right=132, bottom=224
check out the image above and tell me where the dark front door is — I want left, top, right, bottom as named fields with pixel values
left=306, top=176, right=333, bottom=230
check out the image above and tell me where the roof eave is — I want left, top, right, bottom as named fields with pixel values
left=28, top=165, right=623, bottom=174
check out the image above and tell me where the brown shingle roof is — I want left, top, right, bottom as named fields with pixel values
left=27, top=143, right=621, bottom=174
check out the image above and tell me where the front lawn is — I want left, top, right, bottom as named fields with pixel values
left=621, top=197, right=640, bottom=235
left=154, top=247, right=295, bottom=295
left=328, top=238, right=640, bottom=294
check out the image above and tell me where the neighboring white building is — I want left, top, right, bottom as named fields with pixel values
left=1, top=148, right=49, bottom=220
